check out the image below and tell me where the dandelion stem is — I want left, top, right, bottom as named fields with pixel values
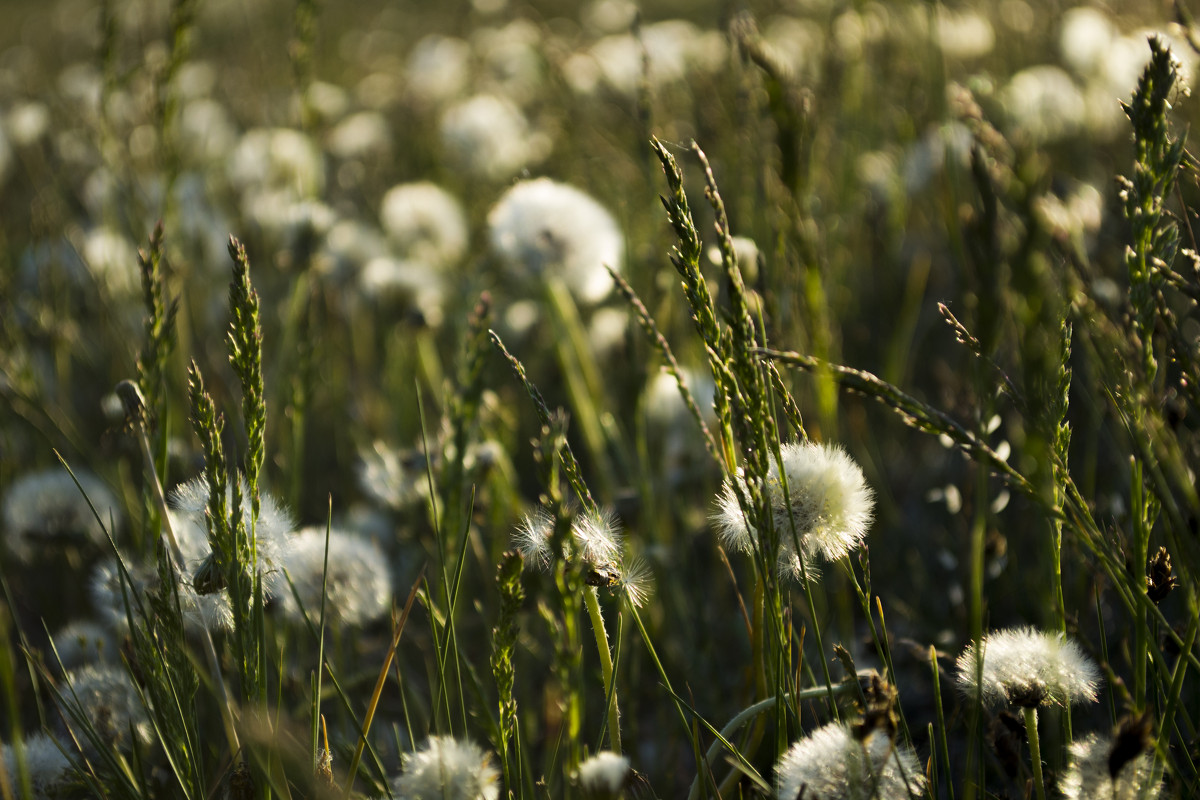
left=1024, top=706, right=1047, bottom=800
left=583, top=586, right=621, bottom=755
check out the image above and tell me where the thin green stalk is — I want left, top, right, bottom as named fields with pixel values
left=1023, top=707, right=1047, bottom=800
left=583, top=587, right=621, bottom=755
left=929, top=647, right=954, bottom=800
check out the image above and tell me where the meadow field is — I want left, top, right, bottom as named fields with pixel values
left=1, top=0, right=1198, bottom=798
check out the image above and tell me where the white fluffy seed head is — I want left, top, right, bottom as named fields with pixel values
left=59, top=664, right=151, bottom=752
left=956, top=627, right=1101, bottom=709
left=379, top=182, right=467, bottom=269
left=714, top=442, right=874, bottom=580
left=575, top=751, right=631, bottom=798
left=1, top=734, right=72, bottom=798
left=487, top=178, right=623, bottom=304
left=1059, top=733, right=1164, bottom=800
left=277, top=527, right=393, bottom=628
left=50, top=620, right=117, bottom=672
left=2, top=468, right=124, bottom=561
left=774, top=722, right=926, bottom=800
left=393, top=736, right=500, bottom=800
left=168, top=475, right=295, bottom=585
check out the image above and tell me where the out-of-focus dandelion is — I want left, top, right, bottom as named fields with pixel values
left=1060, top=722, right=1163, bottom=800
left=277, top=526, right=393, bottom=628
left=405, top=34, right=471, bottom=106
left=439, top=94, right=549, bottom=181
left=714, top=441, right=874, bottom=580
left=575, top=751, right=631, bottom=799
left=773, top=721, right=925, bottom=800
left=2, top=468, right=123, bottom=561
left=392, top=736, right=500, bottom=800
left=50, top=620, right=117, bottom=672
left=379, top=182, right=468, bottom=270
left=487, top=177, right=623, bottom=304
left=58, top=664, right=151, bottom=753
left=356, top=441, right=434, bottom=512
left=1, top=734, right=72, bottom=799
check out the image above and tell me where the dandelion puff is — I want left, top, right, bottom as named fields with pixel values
left=89, top=555, right=152, bottom=632
left=575, top=751, right=630, bottom=799
left=356, top=441, right=433, bottom=512
left=3, top=468, right=124, bottom=561
left=955, top=627, right=1101, bottom=709
left=58, top=664, right=151, bottom=752
left=50, top=620, right=117, bottom=672
left=714, top=442, right=874, bottom=581
left=277, top=527, right=393, bottom=628
left=1060, top=732, right=1163, bottom=800
left=379, top=182, right=467, bottom=269
left=1, top=733, right=72, bottom=798
left=392, top=736, right=500, bottom=800
left=774, top=722, right=926, bottom=800
left=487, top=178, right=623, bottom=304
left=167, top=475, right=296, bottom=593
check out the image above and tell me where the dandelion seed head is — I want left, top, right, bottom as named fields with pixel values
left=774, top=722, right=925, bottom=800
left=956, top=627, right=1101, bottom=709
left=1, top=734, right=72, bottom=798
left=81, top=226, right=139, bottom=295
left=714, top=442, right=874, bottom=580
left=379, top=182, right=468, bottom=269
left=575, top=751, right=630, bottom=797
left=356, top=441, right=434, bottom=511
left=60, top=664, right=151, bottom=751
left=406, top=35, right=471, bottom=105
left=278, top=527, right=393, bottom=628
left=167, top=476, right=296, bottom=582
left=393, top=736, right=500, bottom=800
left=327, top=111, right=390, bottom=161
left=1060, top=733, right=1163, bottom=800
left=440, top=94, right=548, bottom=181
left=50, top=620, right=117, bottom=672
left=3, top=468, right=123, bottom=562
left=487, top=178, right=623, bottom=304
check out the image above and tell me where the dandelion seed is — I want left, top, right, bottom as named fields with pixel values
left=774, top=722, right=925, bottom=800
left=393, top=736, right=500, bottom=800
left=487, top=178, right=623, bottom=305
left=1, top=733, right=72, bottom=799
left=277, top=527, right=393, bottom=628
left=714, top=441, right=874, bottom=580
left=575, top=751, right=630, bottom=799
left=513, top=507, right=554, bottom=569
left=615, top=556, right=652, bottom=609
left=1060, top=732, right=1163, bottom=800
left=3, top=468, right=124, bottom=562
left=955, top=627, right=1101, bottom=708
